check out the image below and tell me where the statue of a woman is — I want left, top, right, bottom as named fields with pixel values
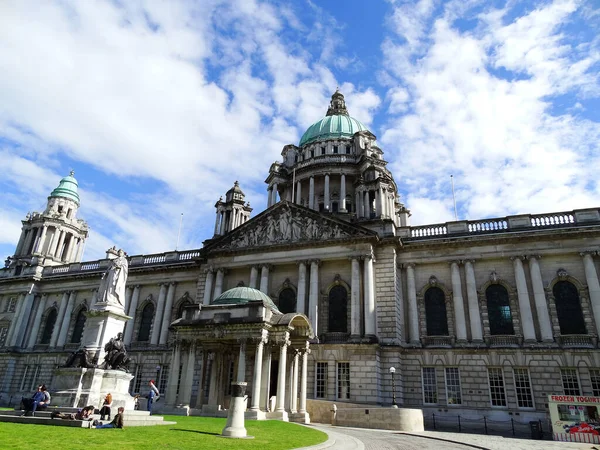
left=97, top=249, right=128, bottom=307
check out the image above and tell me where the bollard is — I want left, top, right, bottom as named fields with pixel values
left=432, top=413, right=436, bottom=430
left=330, top=403, right=337, bottom=425
left=458, top=415, right=462, bottom=433
left=484, top=416, right=488, bottom=434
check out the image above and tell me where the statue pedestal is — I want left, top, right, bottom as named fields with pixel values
left=221, top=382, right=253, bottom=439
left=52, top=367, right=134, bottom=410
left=81, top=304, right=131, bottom=364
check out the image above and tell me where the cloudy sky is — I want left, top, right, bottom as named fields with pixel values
left=1, top=0, right=599, bottom=262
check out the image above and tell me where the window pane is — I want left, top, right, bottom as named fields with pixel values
left=513, top=368, right=534, bottom=408
left=422, top=367, right=437, bottom=404
left=328, top=286, right=348, bottom=332
left=138, top=304, right=154, bottom=342
left=554, top=281, right=586, bottom=335
left=486, top=285, right=515, bottom=335
left=337, top=362, right=350, bottom=400
left=561, top=368, right=581, bottom=396
left=425, top=287, right=448, bottom=336
left=445, top=368, right=462, bottom=405
left=316, top=362, right=328, bottom=399
left=488, top=368, right=507, bottom=407
left=591, top=369, right=600, bottom=397
left=40, top=309, right=57, bottom=344
left=278, top=288, right=297, bottom=314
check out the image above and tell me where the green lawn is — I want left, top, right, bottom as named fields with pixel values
left=0, top=416, right=327, bottom=450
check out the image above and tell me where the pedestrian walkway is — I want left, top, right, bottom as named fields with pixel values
left=297, top=424, right=598, bottom=450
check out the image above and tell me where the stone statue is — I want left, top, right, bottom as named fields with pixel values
left=98, top=249, right=128, bottom=307
left=63, top=348, right=96, bottom=369
left=99, top=332, right=131, bottom=371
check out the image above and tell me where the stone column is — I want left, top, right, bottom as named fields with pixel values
left=27, top=294, right=48, bottom=349
left=55, top=230, right=67, bottom=259
left=450, top=261, right=467, bottom=342
left=124, top=287, right=133, bottom=317
left=75, top=238, right=85, bottom=261
left=214, top=209, right=221, bottom=235
left=298, top=342, right=310, bottom=414
left=64, top=234, right=75, bottom=262
left=237, top=339, right=247, bottom=382
left=165, top=343, right=181, bottom=405
left=6, top=293, right=25, bottom=346
left=291, top=349, right=299, bottom=413
left=350, top=257, right=361, bottom=337
left=581, top=252, right=600, bottom=337
left=250, top=331, right=267, bottom=411
left=23, top=227, right=37, bottom=255
left=159, top=283, right=177, bottom=345
left=296, top=181, right=302, bottom=204
left=297, top=261, right=307, bottom=315
left=219, top=211, right=226, bottom=235
left=272, top=183, right=278, bottom=205
left=259, top=264, right=270, bottom=293
left=276, top=333, right=290, bottom=412
left=179, top=342, right=196, bottom=405
left=355, top=190, right=362, bottom=218
left=363, top=191, right=370, bottom=218
left=57, top=291, right=77, bottom=347
left=15, top=229, right=27, bottom=256
left=12, top=292, right=36, bottom=348
left=308, top=260, right=320, bottom=336
left=340, top=174, right=347, bottom=212
left=48, top=228, right=61, bottom=256
left=213, top=268, right=225, bottom=299
left=267, top=187, right=273, bottom=208
left=512, top=256, right=536, bottom=342
left=364, top=254, right=376, bottom=337
left=35, top=226, right=48, bottom=253
left=464, top=260, right=483, bottom=342
left=309, top=176, right=315, bottom=210
left=376, top=187, right=383, bottom=217
left=249, top=265, right=259, bottom=289
left=260, top=347, right=272, bottom=411
left=50, top=292, right=70, bottom=347
left=151, top=284, right=168, bottom=345
left=406, top=264, right=420, bottom=344
left=124, top=285, right=141, bottom=345
left=324, top=173, right=330, bottom=211
left=528, top=255, right=553, bottom=341
left=203, top=268, right=214, bottom=305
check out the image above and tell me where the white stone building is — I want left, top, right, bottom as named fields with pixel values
left=1, top=91, right=600, bottom=424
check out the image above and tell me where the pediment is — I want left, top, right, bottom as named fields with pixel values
left=206, top=201, right=377, bottom=253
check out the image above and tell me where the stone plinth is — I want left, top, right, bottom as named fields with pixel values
left=81, top=306, right=131, bottom=364
left=221, top=382, right=253, bottom=439
left=52, top=367, right=134, bottom=410
left=332, top=406, right=424, bottom=431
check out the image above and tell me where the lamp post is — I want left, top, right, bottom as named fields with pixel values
left=389, top=366, right=398, bottom=408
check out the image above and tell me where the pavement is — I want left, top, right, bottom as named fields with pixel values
left=297, top=424, right=600, bottom=450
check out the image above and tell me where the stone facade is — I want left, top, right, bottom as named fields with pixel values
left=1, top=92, right=600, bottom=424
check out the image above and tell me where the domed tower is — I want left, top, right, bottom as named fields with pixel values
left=10, top=171, right=89, bottom=271
left=213, top=181, right=253, bottom=237
left=265, top=90, right=410, bottom=229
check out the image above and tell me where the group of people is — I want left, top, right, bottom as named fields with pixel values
left=19, top=379, right=161, bottom=429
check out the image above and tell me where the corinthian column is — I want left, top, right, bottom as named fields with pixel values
left=406, top=264, right=420, bottom=344
left=259, top=265, right=271, bottom=293
left=151, top=284, right=168, bottom=345
left=298, top=342, right=310, bottom=414
left=309, top=176, right=315, bottom=210
left=340, top=174, right=347, bottom=212
left=512, top=256, right=536, bottom=342
left=159, top=283, right=177, bottom=345
left=250, top=330, right=268, bottom=411
left=308, top=260, right=320, bottom=336
left=297, top=261, right=307, bottom=315
left=50, top=292, right=69, bottom=347
left=203, top=268, right=214, bottom=305
left=124, top=285, right=141, bottom=345
left=213, top=268, right=225, bottom=299
left=450, top=261, right=467, bottom=342
left=57, top=291, right=77, bottom=347
left=464, top=260, right=483, bottom=342
left=364, top=253, right=376, bottom=337
left=276, top=332, right=290, bottom=412
left=528, top=255, right=553, bottom=341
left=27, top=294, right=48, bottom=349
left=249, top=265, right=259, bottom=289
left=350, top=257, right=361, bottom=337
left=581, top=252, right=600, bottom=337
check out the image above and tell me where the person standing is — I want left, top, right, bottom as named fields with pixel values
left=147, top=380, right=160, bottom=415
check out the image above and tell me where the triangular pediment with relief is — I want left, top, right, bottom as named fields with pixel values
left=206, top=201, right=377, bottom=253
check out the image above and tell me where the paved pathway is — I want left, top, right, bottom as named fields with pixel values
left=298, top=424, right=598, bottom=450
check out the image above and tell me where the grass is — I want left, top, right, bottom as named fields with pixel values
left=0, top=415, right=327, bottom=450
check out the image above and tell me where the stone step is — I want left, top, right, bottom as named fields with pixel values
left=0, top=410, right=176, bottom=427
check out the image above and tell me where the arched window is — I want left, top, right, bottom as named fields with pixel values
left=138, top=303, right=154, bottom=342
left=554, top=281, right=586, bottom=335
left=177, top=301, right=191, bottom=319
left=70, top=308, right=87, bottom=344
left=40, top=309, right=57, bottom=344
left=278, top=288, right=296, bottom=314
left=328, top=285, right=348, bottom=333
left=424, top=287, right=448, bottom=336
left=486, top=285, right=514, bottom=335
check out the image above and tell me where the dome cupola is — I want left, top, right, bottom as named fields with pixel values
left=49, top=170, right=80, bottom=205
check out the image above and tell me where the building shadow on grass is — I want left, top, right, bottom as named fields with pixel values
left=171, top=428, right=220, bottom=436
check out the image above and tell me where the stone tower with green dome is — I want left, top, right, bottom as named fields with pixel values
left=9, top=171, right=89, bottom=272
left=265, top=90, right=410, bottom=231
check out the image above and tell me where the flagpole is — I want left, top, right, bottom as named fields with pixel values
left=176, top=213, right=183, bottom=250
left=451, top=175, right=458, bottom=221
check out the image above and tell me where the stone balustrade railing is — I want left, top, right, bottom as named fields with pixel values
left=292, top=153, right=358, bottom=171
left=557, top=334, right=596, bottom=349
left=402, top=208, right=599, bottom=240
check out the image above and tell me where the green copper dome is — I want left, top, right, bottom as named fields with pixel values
left=299, top=115, right=369, bottom=147
left=299, top=90, right=370, bottom=147
left=49, top=171, right=80, bottom=205
left=212, top=286, right=280, bottom=313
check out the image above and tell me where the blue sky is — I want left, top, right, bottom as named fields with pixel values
left=0, top=0, right=599, bottom=262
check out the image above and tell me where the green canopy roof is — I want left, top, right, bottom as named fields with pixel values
left=49, top=171, right=80, bottom=205
left=212, top=286, right=281, bottom=313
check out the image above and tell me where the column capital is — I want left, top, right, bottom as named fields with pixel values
left=448, top=259, right=462, bottom=266
left=216, top=267, right=228, bottom=275
left=203, top=265, right=214, bottom=274
left=252, top=329, right=269, bottom=345
left=404, top=262, right=416, bottom=269
left=580, top=250, right=599, bottom=257
left=296, top=260, right=309, bottom=267
left=309, top=259, right=321, bottom=267
left=276, top=331, right=290, bottom=347
left=261, top=263, right=274, bottom=271
left=526, top=254, right=542, bottom=260
left=463, top=259, right=476, bottom=265
left=510, top=255, right=526, bottom=262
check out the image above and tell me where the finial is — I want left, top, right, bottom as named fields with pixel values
left=234, top=180, right=239, bottom=186
left=69, top=170, right=75, bottom=176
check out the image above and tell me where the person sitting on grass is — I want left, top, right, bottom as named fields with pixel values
left=94, top=406, right=124, bottom=429
left=51, top=405, right=95, bottom=421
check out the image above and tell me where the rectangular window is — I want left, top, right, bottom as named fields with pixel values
left=445, top=367, right=462, bottom=405
left=158, top=364, right=169, bottom=394
left=513, top=368, right=534, bottom=408
left=561, top=368, right=581, bottom=396
left=591, top=369, right=600, bottom=397
left=316, top=362, right=328, bottom=399
left=0, top=327, right=7, bottom=347
left=133, top=365, right=143, bottom=394
left=346, top=145, right=351, bottom=154
left=310, top=150, right=314, bottom=158
left=488, top=368, right=507, bottom=407
left=333, top=145, right=338, bottom=154
left=337, top=362, right=350, bottom=400
left=321, top=147, right=325, bottom=155
left=422, top=367, right=437, bottom=404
